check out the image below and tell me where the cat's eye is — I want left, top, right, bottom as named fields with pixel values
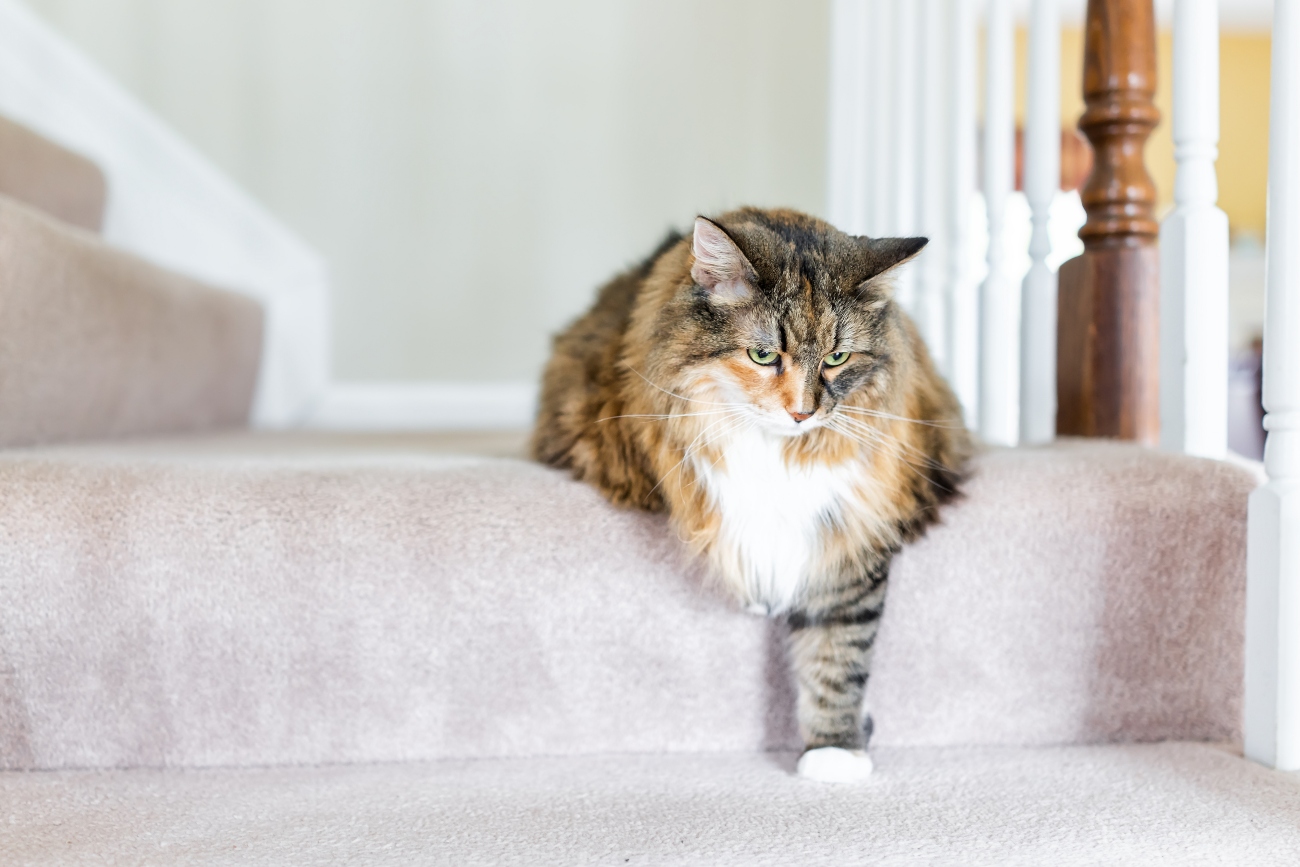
left=747, top=347, right=779, bottom=366
left=824, top=351, right=851, bottom=367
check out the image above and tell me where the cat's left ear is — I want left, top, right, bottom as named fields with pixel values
left=854, top=236, right=929, bottom=284
left=691, top=217, right=757, bottom=303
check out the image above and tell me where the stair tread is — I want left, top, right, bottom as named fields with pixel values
left=3, top=742, right=1297, bottom=866
left=0, top=435, right=1257, bottom=769
left=0, top=196, right=263, bottom=449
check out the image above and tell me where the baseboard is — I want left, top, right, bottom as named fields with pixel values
left=305, top=382, right=538, bottom=431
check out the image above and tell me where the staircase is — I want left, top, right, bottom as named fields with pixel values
left=2, top=5, right=1300, bottom=864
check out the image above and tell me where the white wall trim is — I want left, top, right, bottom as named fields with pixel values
left=306, top=383, right=539, bottom=431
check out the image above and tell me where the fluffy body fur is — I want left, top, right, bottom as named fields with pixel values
left=533, top=208, right=972, bottom=776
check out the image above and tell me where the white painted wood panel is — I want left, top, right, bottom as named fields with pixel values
left=1245, top=0, right=1300, bottom=772
left=945, top=0, right=980, bottom=428
left=1019, top=0, right=1060, bottom=445
left=870, top=0, right=896, bottom=237
left=890, top=0, right=920, bottom=312
left=915, top=0, right=950, bottom=372
left=979, top=0, right=1020, bottom=446
left=1160, top=0, right=1230, bottom=458
left=308, top=382, right=537, bottom=430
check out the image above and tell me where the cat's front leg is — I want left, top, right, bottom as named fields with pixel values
left=786, top=562, right=888, bottom=783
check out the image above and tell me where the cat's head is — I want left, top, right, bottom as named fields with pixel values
left=659, top=208, right=925, bottom=438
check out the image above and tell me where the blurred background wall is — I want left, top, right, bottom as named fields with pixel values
left=19, top=0, right=831, bottom=385
left=18, top=0, right=1273, bottom=407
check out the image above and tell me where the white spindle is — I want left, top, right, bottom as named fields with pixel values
left=1245, top=0, right=1300, bottom=772
left=915, top=0, right=949, bottom=372
left=945, top=0, right=979, bottom=427
left=979, top=0, right=1019, bottom=446
left=869, top=0, right=895, bottom=236
left=1019, top=0, right=1060, bottom=445
left=1159, top=0, right=1230, bottom=459
left=826, top=0, right=873, bottom=234
left=891, top=0, right=918, bottom=237
left=890, top=0, right=920, bottom=311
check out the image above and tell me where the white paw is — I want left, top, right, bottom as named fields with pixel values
left=796, top=747, right=874, bottom=783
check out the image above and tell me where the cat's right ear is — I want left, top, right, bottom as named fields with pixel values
left=691, top=217, right=756, bottom=303
left=854, top=236, right=929, bottom=283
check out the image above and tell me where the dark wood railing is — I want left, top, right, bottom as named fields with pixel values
left=1056, top=0, right=1161, bottom=443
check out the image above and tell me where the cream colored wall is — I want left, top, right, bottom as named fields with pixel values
left=1016, top=27, right=1271, bottom=238
left=21, top=0, right=830, bottom=384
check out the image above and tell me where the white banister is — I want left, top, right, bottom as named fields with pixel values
left=979, top=0, right=1019, bottom=446
left=890, top=0, right=920, bottom=311
left=1019, top=0, right=1060, bottom=445
left=945, top=0, right=979, bottom=428
left=1159, top=0, right=1230, bottom=459
left=1245, top=0, right=1300, bottom=772
left=826, top=0, right=873, bottom=235
left=869, top=0, right=896, bottom=237
left=915, top=0, right=950, bottom=373
left=891, top=0, right=918, bottom=236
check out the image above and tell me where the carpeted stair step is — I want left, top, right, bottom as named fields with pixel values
left=0, top=114, right=106, bottom=232
left=0, top=434, right=1255, bottom=770
left=0, top=194, right=264, bottom=448
left=3, top=742, right=1299, bottom=866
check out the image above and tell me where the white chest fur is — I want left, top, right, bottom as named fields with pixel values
left=693, top=428, right=860, bottom=613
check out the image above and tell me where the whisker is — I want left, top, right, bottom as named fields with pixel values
left=834, top=415, right=950, bottom=468
left=835, top=405, right=965, bottom=429
left=683, top=413, right=753, bottom=493
left=623, top=366, right=749, bottom=409
left=832, top=415, right=946, bottom=467
left=597, top=410, right=738, bottom=423
left=646, top=411, right=747, bottom=499
left=829, top=417, right=956, bottom=486
left=832, top=424, right=925, bottom=476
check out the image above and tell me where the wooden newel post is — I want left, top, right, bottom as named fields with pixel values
left=1056, top=0, right=1161, bottom=442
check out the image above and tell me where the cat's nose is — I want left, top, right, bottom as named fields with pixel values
left=789, top=410, right=814, bottom=423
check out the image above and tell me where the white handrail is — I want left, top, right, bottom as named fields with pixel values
left=1245, top=0, right=1300, bottom=772
left=1160, top=0, right=1230, bottom=459
left=945, top=0, right=979, bottom=428
left=1019, top=0, right=1061, bottom=446
left=979, top=0, right=1020, bottom=446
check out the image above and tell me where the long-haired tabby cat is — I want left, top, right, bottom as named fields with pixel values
left=533, top=207, right=971, bottom=783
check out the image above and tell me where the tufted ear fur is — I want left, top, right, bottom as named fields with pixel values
left=855, top=236, right=928, bottom=284
left=691, top=217, right=757, bottom=303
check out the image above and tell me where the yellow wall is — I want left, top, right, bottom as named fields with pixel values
left=1218, top=34, right=1273, bottom=236
left=1015, top=28, right=1271, bottom=238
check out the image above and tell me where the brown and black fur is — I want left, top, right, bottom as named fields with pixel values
left=533, top=207, right=972, bottom=755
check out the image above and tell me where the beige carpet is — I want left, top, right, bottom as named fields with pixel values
left=0, top=435, right=1254, bottom=769
left=0, top=195, right=263, bottom=448
left=2, top=743, right=1297, bottom=866
left=0, top=114, right=105, bottom=232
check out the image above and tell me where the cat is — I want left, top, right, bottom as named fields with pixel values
left=532, top=207, right=972, bottom=783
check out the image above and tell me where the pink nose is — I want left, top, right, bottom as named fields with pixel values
left=789, top=410, right=814, bottom=423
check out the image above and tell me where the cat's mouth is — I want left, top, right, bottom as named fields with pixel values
left=764, top=413, right=826, bottom=437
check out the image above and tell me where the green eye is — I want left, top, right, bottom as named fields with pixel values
left=747, top=347, right=779, bottom=366
left=824, top=351, right=851, bottom=367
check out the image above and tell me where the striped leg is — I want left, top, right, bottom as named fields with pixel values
left=787, top=558, right=889, bottom=781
